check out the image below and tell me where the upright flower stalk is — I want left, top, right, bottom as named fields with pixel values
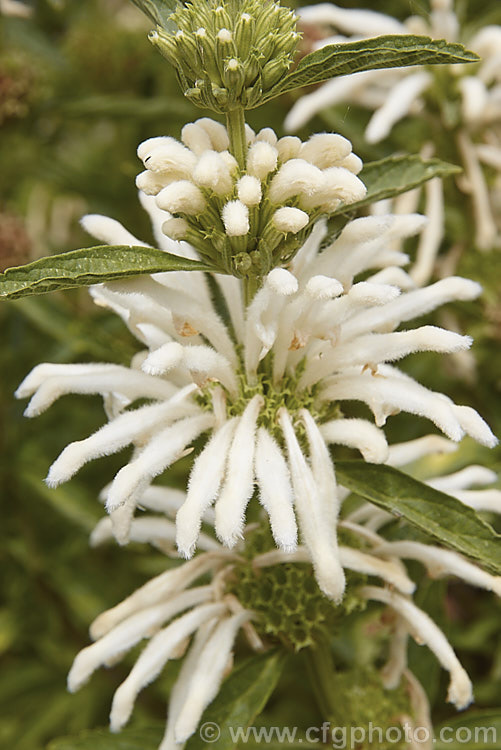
left=5, top=1, right=501, bottom=747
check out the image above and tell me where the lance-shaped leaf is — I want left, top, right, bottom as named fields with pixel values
left=129, top=0, right=179, bottom=30
left=263, top=35, right=479, bottom=102
left=186, top=650, right=287, bottom=750
left=434, top=710, right=501, bottom=749
left=0, top=246, right=213, bottom=301
left=332, top=154, right=461, bottom=217
left=336, top=461, right=501, bottom=575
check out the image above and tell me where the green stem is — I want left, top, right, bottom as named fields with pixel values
left=226, top=106, right=247, bottom=171
left=304, top=635, right=337, bottom=722
left=243, top=275, right=260, bottom=307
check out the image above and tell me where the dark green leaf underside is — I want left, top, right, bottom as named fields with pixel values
left=336, top=460, right=501, bottom=575
left=186, top=650, right=287, bottom=750
left=0, top=245, right=212, bottom=300
left=332, top=154, right=460, bottom=216
left=265, top=35, right=479, bottom=101
left=434, top=710, right=501, bottom=749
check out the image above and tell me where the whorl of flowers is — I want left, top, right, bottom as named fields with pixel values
left=149, top=0, right=299, bottom=111
left=286, top=0, right=501, bottom=255
left=16, top=157, right=497, bottom=605
left=135, top=118, right=366, bottom=279
left=66, top=430, right=501, bottom=747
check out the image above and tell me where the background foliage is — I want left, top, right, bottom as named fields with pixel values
left=1, top=1, right=500, bottom=748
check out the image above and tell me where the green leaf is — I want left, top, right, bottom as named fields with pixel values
left=129, top=0, right=179, bottom=30
left=0, top=246, right=213, bottom=301
left=47, top=725, right=164, bottom=750
left=185, top=650, right=287, bottom=750
left=264, top=35, right=479, bottom=102
left=335, top=461, right=501, bottom=575
left=334, top=155, right=461, bottom=216
left=434, top=710, right=501, bottom=749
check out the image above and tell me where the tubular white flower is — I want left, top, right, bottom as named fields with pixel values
left=374, top=541, right=501, bottom=596
left=221, top=199, right=250, bottom=236
left=159, top=620, right=217, bottom=750
left=156, top=181, right=206, bottom=215
left=214, top=395, right=262, bottom=547
left=109, top=602, right=227, bottom=732
left=236, top=175, right=262, bottom=206
left=273, top=206, right=310, bottom=234
left=176, top=419, right=237, bottom=559
left=279, top=408, right=345, bottom=602
left=174, top=611, right=251, bottom=742
left=298, top=3, right=406, bottom=35
left=360, top=585, right=473, bottom=709
left=320, top=418, right=389, bottom=463
left=254, top=427, right=297, bottom=552
left=366, top=71, right=431, bottom=144
left=299, top=133, right=352, bottom=168
left=268, top=159, right=324, bottom=204
left=68, top=587, right=212, bottom=693
left=105, top=413, right=214, bottom=514
left=137, top=137, right=197, bottom=177
left=46, top=385, right=199, bottom=487
left=90, top=552, right=229, bottom=640
left=246, top=141, right=278, bottom=180
left=80, top=215, right=149, bottom=248
left=19, top=188, right=496, bottom=605
left=192, top=150, right=233, bottom=195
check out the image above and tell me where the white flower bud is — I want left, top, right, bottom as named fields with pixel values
left=236, top=175, right=262, bottom=206
left=245, top=124, right=256, bottom=145
left=255, top=127, right=278, bottom=146
left=247, top=142, right=278, bottom=180
left=181, top=123, right=212, bottom=155
left=301, top=167, right=366, bottom=211
left=272, top=207, right=310, bottom=234
left=339, top=153, right=363, bottom=175
left=267, top=268, right=298, bottom=295
left=136, top=170, right=172, bottom=196
left=193, top=151, right=233, bottom=195
left=268, top=159, right=324, bottom=204
left=137, top=137, right=196, bottom=177
left=196, top=118, right=229, bottom=152
left=217, top=28, right=232, bottom=43
left=156, top=181, right=206, bottom=215
left=162, top=218, right=190, bottom=240
left=306, top=275, right=344, bottom=300
left=299, top=133, right=352, bottom=169
left=222, top=200, right=249, bottom=236
left=137, top=137, right=169, bottom=162
left=219, top=151, right=239, bottom=174
left=276, top=136, right=302, bottom=162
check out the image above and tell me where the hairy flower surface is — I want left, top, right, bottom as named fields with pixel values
left=286, top=0, right=501, bottom=258
left=72, top=447, right=501, bottom=749
left=135, top=118, right=365, bottom=278
left=17, top=189, right=496, bottom=605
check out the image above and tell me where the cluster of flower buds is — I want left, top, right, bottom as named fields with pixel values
left=137, top=118, right=366, bottom=279
left=149, top=0, right=300, bottom=111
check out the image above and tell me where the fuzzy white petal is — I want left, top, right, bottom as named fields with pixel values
left=255, top=427, right=297, bottom=551
left=361, top=585, right=473, bottom=709
left=215, top=396, right=262, bottom=546
left=176, top=419, right=237, bottom=558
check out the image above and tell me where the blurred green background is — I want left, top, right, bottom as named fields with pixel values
left=1, top=1, right=501, bottom=748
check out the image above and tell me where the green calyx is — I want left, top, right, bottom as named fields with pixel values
left=198, top=356, right=342, bottom=441
left=230, top=527, right=367, bottom=652
left=149, top=0, right=300, bottom=112
left=326, top=668, right=413, bottom=748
